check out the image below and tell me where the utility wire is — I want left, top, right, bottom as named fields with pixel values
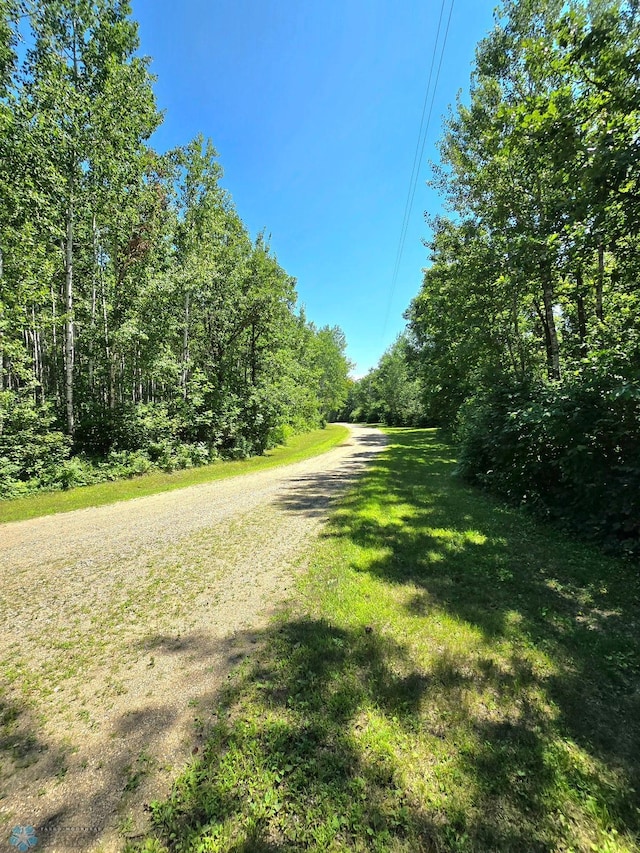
left=388, top=0, right=446, bottom=301
left=381, top=0, right=455, bottom=346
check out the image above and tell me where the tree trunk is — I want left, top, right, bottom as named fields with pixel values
left=101, top=276, right=115, bottom=409
left=64, top=204, right=75, bottom=435
left=182, top=290, right=190, bottom=399
left=0, top=246, right=4, bottom=393
left=541, top=263, right=560, bottom=381
left=596, top=243, right=604, bottom=323
left=576, top=270, right=587, bottom=355
left=50, top=280, right=60, bottom=407
left=512, top=292, right=526, bottom=379
left=534, top=299, right=555, bottom=381
left=89, top=214, right=98, bottom=390
left=64, top=12, right=80, bottom=436
left=250, top=322, right=257, bottom=385
left=32, top=306, right=43, bottom=404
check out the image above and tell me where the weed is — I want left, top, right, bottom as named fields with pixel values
left=123, top=751, right=156, bottom=795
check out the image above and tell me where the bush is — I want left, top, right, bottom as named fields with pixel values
left=226, top=436, right=253, bottom=460
left=455, top=373, right=640, bottom=556
left=0, top=394, right=70, bottom=495
left=56, top=457, right=100, bottom=490
left=74, top=402, right=183, bottom=455
left=100, top=449, right=153, bottom=480
left=265, top=423, right=295, bottom=449
left=190, top=442, right=213, bottom=465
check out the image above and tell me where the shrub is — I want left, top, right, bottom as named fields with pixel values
left=455, top=373, right=640, bottom=556
left=265, top=423, right=295, bottom=449
left=74, top=402, right=183, bottom=455
left=56, top=457, right=100, bottom=490
left=0, top=394, right=70, bottom=495
left=184, top=442, right=211, bottom=466
left=227, top=436, right=253, bottom=460
left=103, top=449, right=153, bottom=479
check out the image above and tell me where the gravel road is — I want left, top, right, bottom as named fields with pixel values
left=0, top=424, right=386, bottom=852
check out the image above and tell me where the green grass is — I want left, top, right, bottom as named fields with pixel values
left=127, top=428, right=640, bottom=853
left=0, top=424, right=349, bottom=524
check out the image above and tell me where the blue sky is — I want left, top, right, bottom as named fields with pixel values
left=131, top=0, right=497, bottom=376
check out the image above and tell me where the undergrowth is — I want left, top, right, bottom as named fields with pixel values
left=0, top=424, right=349, bottom=523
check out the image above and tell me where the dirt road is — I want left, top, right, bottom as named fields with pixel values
left=0, top=424, right=386, bottom=852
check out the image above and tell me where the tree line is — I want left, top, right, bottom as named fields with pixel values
left=0, top=0, right=351, bottom=497
left=346, top=0, right=639, bottom=555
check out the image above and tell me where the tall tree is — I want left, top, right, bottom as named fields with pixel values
left=20, top=0, right=160, bottom=434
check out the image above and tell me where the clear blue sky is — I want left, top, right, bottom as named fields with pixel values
left=130, top=0, right=497, bottom=376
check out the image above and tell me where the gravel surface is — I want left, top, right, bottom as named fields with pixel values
left=0, top=424, right=386, bottom=852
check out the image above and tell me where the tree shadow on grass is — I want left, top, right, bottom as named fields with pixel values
left=36, top=425, right=634, bottom=853
left=141, top=617, right=565, bottom=852
left=268, top=428, right=640, bottom=850
left=0, top=629, right=268, bottom=851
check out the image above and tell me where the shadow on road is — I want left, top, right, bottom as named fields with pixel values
left=275, top=428, right=388, bottom=518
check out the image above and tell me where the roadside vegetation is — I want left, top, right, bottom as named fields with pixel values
left=0, top=0, right=351, bottom=503
left=0, top=423, right=349, bottom=523
left=344, top=0, right=640, bottom=558
left=128, top=429, right=640, bottom=853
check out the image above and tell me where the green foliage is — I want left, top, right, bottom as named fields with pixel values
left=419, top=0, right=640, bottom=392
left=264, top=421, right=294, bottom=450
left=0, top=1, right=351, bottom=498
left=456, top=370, right=640, bottom=555
left=74, top=402, right=180, bottom=455
left=345, top=335, right=426, bottom=426
left=307, top=324, right=352, bottom=420
left=350, top=0, right=640, bottom=558
left=0, top=393, right=70, bottom=496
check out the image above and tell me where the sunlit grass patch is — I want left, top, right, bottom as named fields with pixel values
left=127, top=428, right=640, bottom=853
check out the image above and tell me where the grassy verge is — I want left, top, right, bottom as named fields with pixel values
left=0, top=424, right=349, bottom=524
left=127, top=428, right=640, bottom=853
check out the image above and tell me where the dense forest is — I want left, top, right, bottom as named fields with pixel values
left=0, top=0, right=351, bottom=498
left=346, top=0, right=640, bottom=555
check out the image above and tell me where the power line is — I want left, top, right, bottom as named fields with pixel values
left=388, top=0, right=446, bottom=302
left=381, top=0, right=455, bottom=346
